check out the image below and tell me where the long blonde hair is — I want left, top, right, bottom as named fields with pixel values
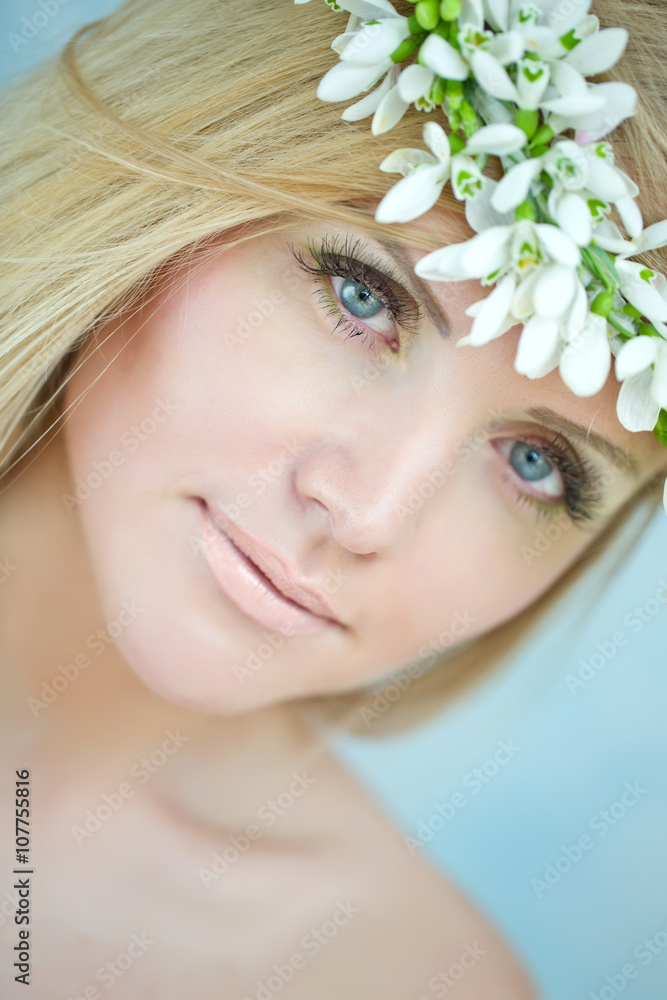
left=1, top=0, right=666, bottom=734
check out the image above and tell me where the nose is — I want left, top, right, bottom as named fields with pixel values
left=292, top=390, right=460, bottom=557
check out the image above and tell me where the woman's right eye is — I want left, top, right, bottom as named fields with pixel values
left=329, top=276, right=398, bottom=339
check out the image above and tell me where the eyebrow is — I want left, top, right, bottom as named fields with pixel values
left=525, top=406, right=639, bottom=479
left=374, top=236, right=454, bottom=339
left=372, top=237, right=640, bottom=479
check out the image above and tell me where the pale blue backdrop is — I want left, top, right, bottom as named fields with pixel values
left=2, top=2, right=666, bottom=997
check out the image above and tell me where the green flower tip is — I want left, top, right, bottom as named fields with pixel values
left=439, top=0, right=461, bottom=20
left=653, top=409, right=667, bottom=447
left=515, top=108, right=539, bottom=140
left=415, top=0, right=440, bottom=30
left=590, top=291, right=615, bottom=317
left=515, top=201, right=537, bottom=222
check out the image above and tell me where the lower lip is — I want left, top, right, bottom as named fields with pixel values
left=195, top=500, right=336, bottom=637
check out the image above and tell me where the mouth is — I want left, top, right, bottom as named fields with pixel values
left=195, top=498, right=344, bottom=637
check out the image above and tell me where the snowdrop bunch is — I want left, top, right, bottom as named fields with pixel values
left=295, top=0, right=667, bottom=513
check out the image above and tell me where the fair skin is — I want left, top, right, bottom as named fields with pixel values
left=1, top=207, right=665, bottom=998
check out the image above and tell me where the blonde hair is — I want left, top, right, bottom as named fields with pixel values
left=1, top=0, right=666, bottom=734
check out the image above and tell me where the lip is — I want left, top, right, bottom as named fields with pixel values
left=195, top=498, right=344, bottom=636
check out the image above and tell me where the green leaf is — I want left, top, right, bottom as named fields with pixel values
left=391, top=37, right=420, bottom=62
left=653, top=408, right=667, bottom=447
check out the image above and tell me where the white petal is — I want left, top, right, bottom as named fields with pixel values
left=474, top=91, right=515, bottom=125
left=573, top=82, right=637, bottom=142
left=339, top=0, right=401, bottom=16
left=484, top=0, right=509, bottom=32
left=515, top=316, right=561, bottom=376
left=550, top=59, right=589, bottom=99
left=465, top=123, right=528, bottom=156
left=547, top=0, right=592, bottom=36
left=540, top=91, right=606, bottom=117
left=615, top=195, right=643, bottom=240
left=470, top=49, right=519, bottom=102
left=516, top=58, right=550, bottom=111
left=617, top=261, right=667, bottom=325
left=419, top=33, right=470, bottom=81
left=593, top=218, right=632, bottom=256
left=340, top=18, right=409, bottom=65
left=415, top=227, right=513, bottom=283
left=375, top=164, right=447, bottom=223
left=651, top=344, right=667, bottom=409
left=585, top=157, right=632, bottom=202
left=615, top=335, right=658, bottom=381
left=342, top=70, right=393, bottom=120
left=317, top=59, right=391, bottom=102
left=423, top=121, right=452, bottom=163
left=397, top=64, right=434, bottom=102
left=464, top=179, right=515, bottom=233
left=555, top=191, right=592, bottom=246
left=535, top=224, right=581, bottom=267
left=532, top=264, right=577, bottom=318
left=451, top=154, right=484, bottom=200
left=616, top=369, right=661, bottom=431
left=371, top=85, right=410, bottom=134
left=564, top=280, right=589, bottom=343
left=461, top=226, right=514, bottom=279
left=415, top=241, right=478, bottom=282
left=564, top=27, right=628, bottom=76
left=379, top=147, right=438, bottom=175
left=559, top=313, right=611, bottom=396
left=332, top=31, right=358, bottom=57
left=490, top=158, right=543, bottom=214
left=486, top=29, right=524, bottom=65
left=663, top=476, right=667, bottom=517
left=629, top=220, right=667, bottom=257
left=511, top=269, right=541, bottom=321
left=468, top=274, right=517, bottom=344
left=460, top=0, right=484, bottom=28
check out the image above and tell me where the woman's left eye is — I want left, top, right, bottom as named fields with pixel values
left=330, top=276, right=396, bottom=340
left=495, top=438, right=564, bottom=501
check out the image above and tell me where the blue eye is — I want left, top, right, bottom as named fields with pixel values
left=495, top=438, right=563, bottom=501
left=509, top=441, right=554, bottom=483
left=339, top=279, right=384, bottom=320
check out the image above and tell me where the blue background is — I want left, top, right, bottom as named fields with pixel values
left=2, top=2, right=666, bottom=996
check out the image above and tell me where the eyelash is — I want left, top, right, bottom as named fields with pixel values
left=495, top=431, right=605, bottom=528
left=289, top=234, right=605, bottom=528
left=289, top=234, right=422, bottom=354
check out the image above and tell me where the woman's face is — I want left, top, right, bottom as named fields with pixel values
left=62, top=212, right=667, bottom=713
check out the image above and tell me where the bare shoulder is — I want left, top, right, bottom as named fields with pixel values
left=272, top=706, right=539, bottom=1000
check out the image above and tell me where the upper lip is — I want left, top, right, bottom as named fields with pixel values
left=202, top=500, right=345, bottom=626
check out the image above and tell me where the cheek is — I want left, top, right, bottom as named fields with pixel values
left=388, top=453, right=592, bottom=649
